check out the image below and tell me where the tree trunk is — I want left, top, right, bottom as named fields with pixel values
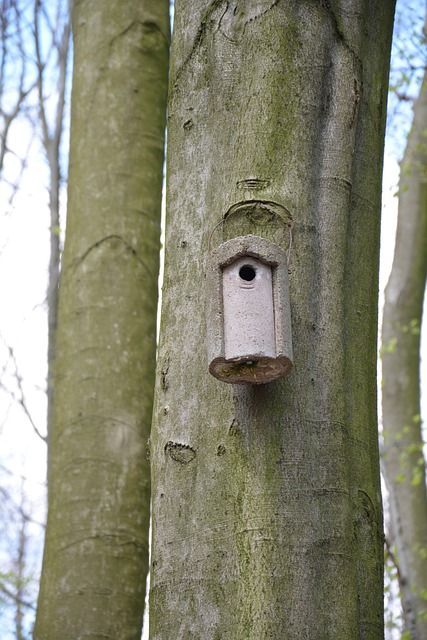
left=34, top=2, right=169, bottom=638
left=150, top=2, right=395, bottom=638
left=381, top=68, right=427, bottom=640
left=34, top=0, right=73, bottom=447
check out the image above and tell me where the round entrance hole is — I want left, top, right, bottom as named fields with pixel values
left=239, top=264, right=256, bottom=281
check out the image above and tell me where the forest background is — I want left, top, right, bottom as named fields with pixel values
left=0, top=0, right=425, bottom=638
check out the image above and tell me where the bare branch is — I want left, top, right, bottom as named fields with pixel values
left=0, top=335, right=47, bottom=442
left=0, top=0, right=37, bottom=176
left=0, top=581, right=36, bottom=612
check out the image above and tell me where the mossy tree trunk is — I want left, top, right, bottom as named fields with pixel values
left=34, top=2, right=169, bottom=638
left=382, top=68, right=427, bottom=640
left=150, top=2, right=395, bottom=638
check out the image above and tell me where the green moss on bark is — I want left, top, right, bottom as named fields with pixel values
left=34, top=3, right=169, bottom=639
left=150, top=1, right=395, bottom=638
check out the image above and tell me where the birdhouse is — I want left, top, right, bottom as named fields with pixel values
left=207, top=235, right=293, bottom=384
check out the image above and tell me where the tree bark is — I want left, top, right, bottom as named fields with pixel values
left=381, top=68, right=427, bottom=640
left=34, top=2, right=169, bottom=638
left=150, top=2, right=395, bottom=638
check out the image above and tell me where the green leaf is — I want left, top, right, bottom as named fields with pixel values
left=381, top=336, right=398, bottom=355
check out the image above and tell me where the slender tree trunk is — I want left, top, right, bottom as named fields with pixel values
left=34, top=2, right=169, bottom=638
left=15, top=506, right=27, bottom=640
left=34, top=0, right=73, bottom=445
left=46, top=162, right=61, bottom=444
left=150, top=2, right=395, bottom=638
left=381, top=68, right=427, bottom=640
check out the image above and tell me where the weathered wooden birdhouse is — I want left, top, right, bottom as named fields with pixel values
left=207, top=235, right=293, bottom=384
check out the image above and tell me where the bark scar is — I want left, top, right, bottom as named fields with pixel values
left=218, top=1, right=281, bottom=43
left=172, top=0, right=225, bottom=91
left=350, top=78, right=361, bottom=129
left=161, top=356, right=170, bottom=392
left=70, top=235, right=152, bottom=277
left=321, top=0, right=362, bottom=68
left=109, top=20, right=169, bottom=50
left=164, top=441, right=196, bottom=464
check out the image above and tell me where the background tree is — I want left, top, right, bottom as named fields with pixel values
left=34, top=1, right=170, bottom=638
left=0, top=1, right=72, bottom=634
left=33, top=0, right=73, bottom=445
left=0, top=466, right=42, bottom=640
left=381, top=15, right=427, bottom=640
left=150, top=2, right=395, bottom=638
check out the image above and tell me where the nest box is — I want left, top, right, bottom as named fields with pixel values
left=207, top=235, right=293, bottom=384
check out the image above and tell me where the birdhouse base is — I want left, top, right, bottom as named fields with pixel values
left=209, top=354, right=292, bottom=385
